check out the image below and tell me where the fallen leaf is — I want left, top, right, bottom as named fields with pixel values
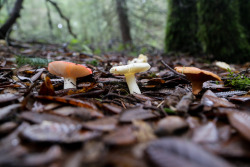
left=21, top=121, right=101, bottom=143
left=155, top=116, right=188, bottom=136
left=82, top=116, right=118, bottom=131
left=145, top=138, right=234, bottom=167
left=192, top=122, right=219, bottom=143
left=103, top=126, right=136, bottom=146
left=227, top=112, right=250, bottom=142
left=36, top=95, right=97, bottom=109
left=38, top=76, right=55, bottom=96
left=119, top=106, right=161, bottom=123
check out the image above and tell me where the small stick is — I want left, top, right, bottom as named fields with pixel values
left=161, top=60, right=190, bottom=83
left=161, top=60, right=185, bottom=77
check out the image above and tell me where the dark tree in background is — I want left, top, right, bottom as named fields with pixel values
left=239, top=0, right=250, bottom=43
left=116, top=0, right=132, bottom=45
left=165, top=0, right=198, bottom=53
left=0, top=0, right=24, bottom=39
left=197, top=0, right=250, bottom=63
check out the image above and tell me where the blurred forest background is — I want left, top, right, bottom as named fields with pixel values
left=0, top=0, right=166, bottom=55
left=0, top=0, right=250, bottom=63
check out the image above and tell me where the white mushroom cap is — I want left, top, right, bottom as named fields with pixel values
left=110, top=63, right=150, bottom=75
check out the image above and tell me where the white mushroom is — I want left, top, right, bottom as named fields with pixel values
left=127, top=54, right=148, bottom=64
left=110, top=63, right=150, bottom=94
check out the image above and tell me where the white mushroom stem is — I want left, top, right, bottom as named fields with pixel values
left=125, top=73, right=141, bottom=94
left=63, top=77, right=77, bottom=89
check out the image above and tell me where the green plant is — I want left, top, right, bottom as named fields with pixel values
left=226, top=69, right=250, bottom=90
left=164, top=108, right=176, bottom=114
left=15, top=55, right=50, bottom=68
left=86, top=59, right=99, bottom=67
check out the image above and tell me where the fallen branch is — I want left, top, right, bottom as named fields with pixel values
left=47, top=0, right=77, bottom=38
left=0, top=0, right=24, bottom=39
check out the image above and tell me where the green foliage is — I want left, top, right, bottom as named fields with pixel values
left=165, top=0, right=199, bottom=53
left=15, top=55, right=50, bottom=68
left=68, top=38, right=93, bottom=54
left=197, top=0, right=250, bottom=63
left=164, top=108, right=176, bottom=114
left=86, top=59, right=99, bottom=67
left=226, top=69, right=250, bottom=90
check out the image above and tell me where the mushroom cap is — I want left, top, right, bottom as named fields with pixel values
left=48, top=61, right=92, bottom=78
left=110, top=63, right=150, bottom=75
left=127, top=54, right=148, bottom=64
left=174, top=67, right=221, bottom=82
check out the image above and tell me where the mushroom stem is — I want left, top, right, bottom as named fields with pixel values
left=64, top=77, right=76, bottom=89
left=125, top=73, right=141, bottom=94
left=192, top=82, right=203, bottom=95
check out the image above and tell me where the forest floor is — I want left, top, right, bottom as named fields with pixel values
left=0, top=41, right=250, bottom=167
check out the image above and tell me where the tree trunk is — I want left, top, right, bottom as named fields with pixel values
left=116, top=0, right=132, bottom=45
left=239, top=0, right=250, bottom=43
left=0, top=0, right=24, bottom=39
left=197, top=0, right=250, bottom=63
left=165, top=0, right=198, bottom=53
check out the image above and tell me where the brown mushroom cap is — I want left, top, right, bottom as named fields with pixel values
left=174, top=67, right=221, bottom=95
left=48, top=61, right=92, bottom=78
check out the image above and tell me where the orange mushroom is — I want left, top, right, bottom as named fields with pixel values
left=48, top=61, right=92, bottom=89
left=174, top=67, right=221, bottom=95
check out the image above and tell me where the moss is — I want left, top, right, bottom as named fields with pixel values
left=165, top=0, right=199, bottom=53
left=197, top=0, right=250, bottom=63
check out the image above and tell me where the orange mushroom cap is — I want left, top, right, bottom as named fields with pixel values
left=174, top=67, right=221, bottom=95
left=48, top=61, right=92, bottom=78
left=48, top=61, right=92, bottom=89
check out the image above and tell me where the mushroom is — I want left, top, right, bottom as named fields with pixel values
left=174, top=67, right=221, bottom=95
left=110, top=63, right=151, bottom=94
left=48, top=61, right=92, bottom=89
left=128, top=54, right=148, bottom=64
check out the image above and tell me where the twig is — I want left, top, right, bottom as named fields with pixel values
left=45, top=0, right=53, bottom=31
left=161, top=60, right=190, bottom=83
left=46, top=0, right=77, bottom=38
left=161, top=60, right=184, bottom=76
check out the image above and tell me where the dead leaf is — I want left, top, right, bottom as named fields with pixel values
left=132, top=120, right=156, bottom=142
left=21, top=121, right=101, bottom=143
left=67, top=82, right=97, bottom=95
left=38, top=76, right=55, bottom=96
left=82, top=116, right=118, bottom=131
left=155, top=116, right=188, bottom=136
left=103, top=126, right=136, bottom=146
left=36, top=95, right=97, bottom=109
left=0, top=93, right=20, bottom=104
left=145, top=138, right=234, bottom=167
left=227, top=112, right=250, bottom=142
left=192, top=122, right=219, bottom=143
left=119, top=106, right=161, bottom=123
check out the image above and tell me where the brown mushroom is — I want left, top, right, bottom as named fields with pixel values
left=174, top=67, right=221, bottom=95
left=48, top=61, right=92, bottom=89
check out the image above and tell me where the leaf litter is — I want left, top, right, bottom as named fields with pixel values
left=0, top=43, right=249, bottom=167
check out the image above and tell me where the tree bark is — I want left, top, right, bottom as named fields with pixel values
left=116, top=0, right=132, bottom=45
left=0, top=0, right=24, bottom=39
left=165, top=0, right=198, bottom=53
left=197, top=0, right=250, bottom=63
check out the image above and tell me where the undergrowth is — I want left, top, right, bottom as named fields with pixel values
left=15, top=55, right=50, bottom=68
left=226, top=69, right=250, bottom=90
